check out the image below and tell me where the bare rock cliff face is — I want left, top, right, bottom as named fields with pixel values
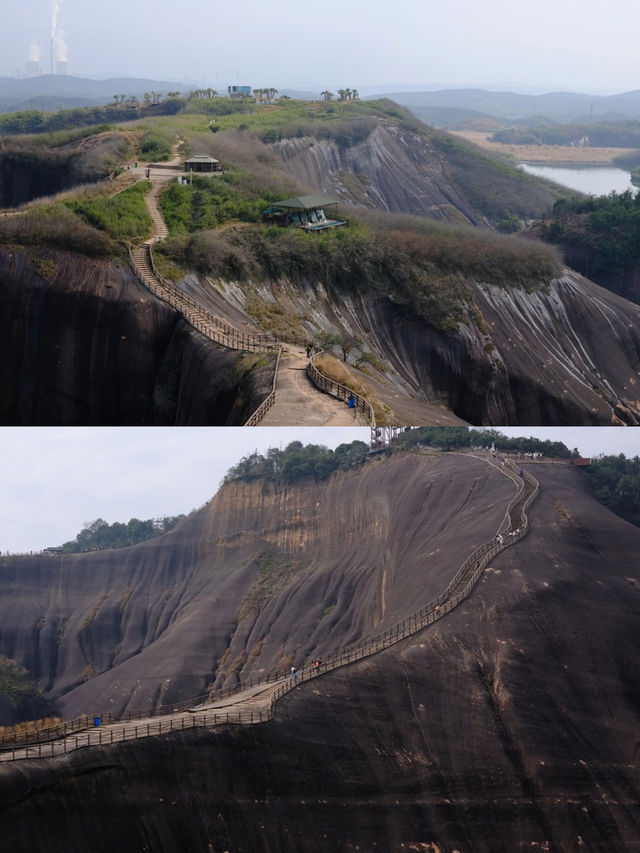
left=247, top=270, right=640, bottom=424
left=0, top=454, right=514, bottom=718
left=561, top=243, right=640, bottom=306
left=0, top=248, right=271, bottom=424
left=1, top=465, right=638, bottom=851
left=273, top=124, right=484, bottom=223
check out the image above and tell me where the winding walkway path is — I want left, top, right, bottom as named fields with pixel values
left=0, top=454, right=538, bottom=763
left=126, top=148, right=370, bottom=424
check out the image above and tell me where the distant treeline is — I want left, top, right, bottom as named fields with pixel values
left=490, top=121, right=640, bottom=148
left=582, top=455, right=640, bottom=527
left=543, top=191, right=640, bottom=284
left=0, top=100, right=183, bottom=135
left=392, top=427, right=574, bottom=458
left=223, top=440, right=371, bottom=484
left=58, top=515, right=186, bottom=553
left=223, top=430, right=576, bottom=487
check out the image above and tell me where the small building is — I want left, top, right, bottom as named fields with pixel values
left=262, top=195, right=346, bottom=232
left=228, top=85, right=252, bottom=98
left=570, top=457, right=591, bottom=466
left=184, top=156, right=222, bottom=174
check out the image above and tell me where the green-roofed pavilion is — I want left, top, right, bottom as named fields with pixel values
left=262, top=195, right=346, bottom=232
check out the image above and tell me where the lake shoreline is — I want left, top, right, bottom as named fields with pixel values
left=449, top=130, right=636, bottom=165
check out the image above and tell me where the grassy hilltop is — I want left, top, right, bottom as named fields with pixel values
left=0, top=95, right=563, bottom=335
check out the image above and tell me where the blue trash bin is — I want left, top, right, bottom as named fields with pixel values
left=94, top=716, right=101, bottom=727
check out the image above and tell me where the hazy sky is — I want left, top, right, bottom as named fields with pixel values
left=0, top=427, right=638, bottom=554
left=3, top=0, right=640, bottom=94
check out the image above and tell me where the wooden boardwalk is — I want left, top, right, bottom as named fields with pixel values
left=0, top=455, right=539, bottom=764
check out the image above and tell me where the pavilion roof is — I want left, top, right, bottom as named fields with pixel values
left=272, top=194, right=338, bottom=210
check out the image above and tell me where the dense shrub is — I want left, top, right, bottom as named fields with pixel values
left=543, top=190, right=640, bottom=284
left=160, top=172, right=274, bottom=234
left=0, top=657, right=38, bottom=700
left=582, top=454, right=640, bottom=526
left=184, top=97, right=254, bottom=117
left=0, top=102, right=186, bottom=136
left=66, top=181, right=152, bottom=243
left=261, top=116, right=378, bottom=147
left=392, top=427, right=573, bottom=457
left=223, top=440, right=370, bottom=484
left=492, top=121, right=640, bottom=149
left=59, top=515, right=186, bottom=552
left=430, top=131, right=558, bottom=220
left=140, top=130, right=171, bottom=161
left=159, top=210, right=562, bottom=330
left=0, top=204, right=115, bottom=255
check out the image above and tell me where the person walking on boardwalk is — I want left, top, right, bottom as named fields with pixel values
left=291, top=666, right=297, bottom=681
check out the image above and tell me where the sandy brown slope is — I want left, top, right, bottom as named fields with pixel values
left=0, top=465, right=638, bottom=852
left=0, top=453, right=515, bottom=719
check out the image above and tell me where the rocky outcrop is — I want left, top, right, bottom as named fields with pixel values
left=0, top=463, right=639, bottom=851
left=274, top=124, right=485, bottom=223
left=272, top=121, right=556, bottom=225
left=240, top=269, right=640, bottom=424
left=0, top=247, right=273, bottom=424
left=0, top=453, right=515, bottom=717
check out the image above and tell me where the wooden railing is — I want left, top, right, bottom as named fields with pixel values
left=306, top=351, right=376, bottom=426
left=129, top=245, right=280, bottom=354
left=244, top=345, right=284, bottom=426
left=0, top=461, right=539, bottom=762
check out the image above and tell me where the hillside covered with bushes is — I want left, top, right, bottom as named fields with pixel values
left=2, top=96, right=640, bottom=425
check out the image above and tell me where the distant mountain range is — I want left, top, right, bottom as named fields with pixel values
left=2, top=75, right=640, bottom=126
left=383, top=88, right=640, bottom=126
left=0, top=74, right=185, bottom=113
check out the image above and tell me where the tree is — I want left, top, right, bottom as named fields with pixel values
left=321, top=90, right=334, bottom=102
left=317, top=331, right=341, bottom=351
left=338, top=337, right=354, bottom=363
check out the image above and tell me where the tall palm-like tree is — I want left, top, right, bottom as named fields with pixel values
left=321, top=90, right=334, bottom=101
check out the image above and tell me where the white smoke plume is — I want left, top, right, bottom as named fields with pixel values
left=54, top=29, right=68, bottom=62
left=28, top=42, right=41, bottom=62
left=50, top=0, right=64, bottom=39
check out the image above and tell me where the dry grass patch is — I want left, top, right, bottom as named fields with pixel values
left=314, top=354, right=389, bottom=424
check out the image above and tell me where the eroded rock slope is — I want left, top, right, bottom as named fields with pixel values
left=0, top=247, right=272, bottom=424
left=0, top=463, right=638, bottom=852
left=231, top=269, right=640, bottom=424
left=0, top=453, right=514, bottom=718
